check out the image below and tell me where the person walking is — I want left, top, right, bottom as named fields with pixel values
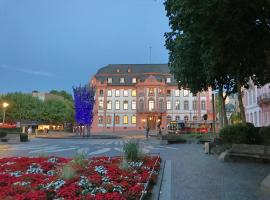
left=145, top=123, right=150, bottom=140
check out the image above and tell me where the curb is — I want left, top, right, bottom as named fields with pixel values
left=150, top=159, right=166, bottom=200
left=34, top=135, right=122, bottom=139
left=159, top=160, right=171, bottom=200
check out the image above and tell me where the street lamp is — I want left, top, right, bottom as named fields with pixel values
left=2, top=102, right=9, bottom=124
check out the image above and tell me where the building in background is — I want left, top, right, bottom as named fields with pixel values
left=242, top=82, right=270, bottom=127
left=32, top=91, right=64, bottom=102
left=90, top=64, right=213, bottom=133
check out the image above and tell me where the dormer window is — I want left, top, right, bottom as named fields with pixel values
left=166, top=77, right=171, bottom=83
left=132, top=77, right=137, bottom=83
left=120, top=77, right=125, bottom=83
left=128, top=68, right=131, bottom=73
left=117, top=69, right=120, bottom=73
left=108, top=77, right=112, bottom=83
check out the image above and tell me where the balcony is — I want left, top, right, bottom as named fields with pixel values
left=137, top=108, right=167, bottom=113
left=257, top=92, right=270, bottom=105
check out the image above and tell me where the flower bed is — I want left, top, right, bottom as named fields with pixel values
left=0, top=156, right=161, bottom=200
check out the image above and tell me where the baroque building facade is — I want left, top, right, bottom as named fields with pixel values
left=91, top=64, right=213, bottom=132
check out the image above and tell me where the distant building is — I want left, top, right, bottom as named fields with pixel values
left=242, top=82, right=270, bottom=127
left=90, top=64, right=213, bottom=133
left=32, top=91, right=64, bottom=101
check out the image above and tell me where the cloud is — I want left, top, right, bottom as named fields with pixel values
left=0, top=64, right=54, bottom=77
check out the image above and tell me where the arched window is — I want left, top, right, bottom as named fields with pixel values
left=115, top=100, right=120, bottom=110
left=107, top=101, right=112, bottom=110
left=149, top=100, right=155, bottom=111
left=123, top=100, right=128, bottom=110
left=98, top=116, right=103, bottom=124
left=201, top=100, right=206, bottom=110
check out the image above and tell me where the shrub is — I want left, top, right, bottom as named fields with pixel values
left=219, top=123, right=259, bottom=144
left=258, top=126, right=270, bottom=145
left=20, top=133, right=28, bottom=142
left=0, top=128, right=21, bottom=133
left=123, top=140, right=140, bottom=161
left=72, top=153, right=87, bottom=167
left=59, top=164, right=76, bottom=180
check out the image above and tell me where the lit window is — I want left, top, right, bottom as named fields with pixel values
left=149, top=100, right=154, bottom=111
left=132, top=90, right=136, bottom=97
left=132, top=78, right=137, bottom=83
left=184, top=100, right=189, bottom=110
left=106, top=116, right=112, bottom=124
left=131, top=116, right=136, bottom=124
left=192, top=100, right=197, bottom=110
left=107, top=90, right=112, bottom=97
left=108, top=78, right=112, bottom=83
left=98, top=116, right=103, bottom=124
left=99, top=100, right=104, bottom=110
left=123, top=100, right=128, bottom=110
left=149, top=88, right=154, bottom=95
left=166, top=77, right=171, bottom=83
left=115, top=116, right=120, bottom=124
left=107, top=101, right=112, bottom=110
left=123, top=115, right=128, bottom=124
left=115, top=90, right=120, bottom=97
left=175, top=90, right=180, bottom=97
left=184, top=116, right=189, bottom=121
left=123, top=90, right=128, bottom=97
left=183, top=90, right=189, bottom=97
left=167, top=100, right=171, bottom=110
left=99, top=90, right=104, bottom=97
left=132, top=101, right=136, bottom=110
left=115, top=100, right=120, bottom=110
left=175, top=100, right=180, bottom=110
left=201, top=100, right=206, bottom=110
left=128, top=68, right=131, bottom=73
left=117, top=69, right=120, bottom=73
left=120, top=78, right=125, bottom=83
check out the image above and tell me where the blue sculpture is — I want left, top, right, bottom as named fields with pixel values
left=73, top=85, right=95, bottom=136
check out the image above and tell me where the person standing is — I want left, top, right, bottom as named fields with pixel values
left=145, top=123, right=150, bottom=140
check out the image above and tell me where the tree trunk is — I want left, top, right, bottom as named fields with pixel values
left=222, top=97, right=228, bottom=126
left=87, top=125, right=90, bottom=136
left=218, top=88, right=224, bottom=128
left=237, top=82, right=246, bottom=124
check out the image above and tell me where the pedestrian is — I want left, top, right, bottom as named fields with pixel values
left=145, top=124, right=150, bottom=140
left=27, top=126, right=32, bottom=134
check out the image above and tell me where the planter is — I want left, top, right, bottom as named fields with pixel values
left=0, top=133, right=20, bottom=144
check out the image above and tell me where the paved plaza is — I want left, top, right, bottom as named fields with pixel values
left=0, top=137, right=269, bottom=200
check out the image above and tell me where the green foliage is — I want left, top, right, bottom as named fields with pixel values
left=59, top=164, right=76, bottom=180
left=219, top=123, right=260, bottom=144
left=72, top=153, right=87, bottom=167
left=0, top=132, right=7, bottom=138
left=123, top=140, right=141, bottom=161
left=20, top=133, right=28, bottom=142
left=0, top=128, right=21, bottom=133
left=258, top=127, right=270, bottom=145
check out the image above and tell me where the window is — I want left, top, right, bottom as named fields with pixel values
left=106, top=116, right=112, bottom=124
left=201, top=100, right=206, bottom=110
left=184, top=116, right=189, bottom=121
left=115, top=90, right=120, bottom=97
left=175, top=116, right=180, bottom=121
left=107, top=90, right=112, bottom=97
left=192, top=100, right=197, bottom=110
left=166, top=115, right=172, bottom=124
left=184, top=100, right=189, bottom=110
left=167, top=100, right=171, bottom=110
left=117, top=69, right=120, bottom=73
left=139, top=99, right=144, bottom=111
left=115, top=100, right=120, bottom=110
left=149, top=88, right=154, bottom=95
left=175, top=90, right=180, bottom=97
left=193, top=116, right=197, bottom=121
left=99, top=100, right=104, bottom=110
left=132, top=100, right=136, bottom=110
left=115, top=116, right=120, bottom=124
left=120, top=78, right=125, bottom=83
left=159, top=99, right=164, bottom=111
left=132, top=78, right=137, bottom=83
left=167, top=89, right=171, bottom=96
left=123, top=90, right=128, bottom=97
left=107, top=78, right=112, bottom=83
left=149, top=100, right=154, bottom=111
left=128, top=68, right=131, bottom=73
left=132, top=90, right=136, bottom=97
left=175, top=100, right=180, bottom=110
left=166, top=77, right=171, bottom=83
left=107, top=101, right=112, bottom=110
left=99, top=90, right=104, bottom=97
left=131, top=116, right=136, bottom=124
left=98, top=116, right=103, bottom=124
left=123, top=115, right=128, bottom=124
left=183, top=90, right=189, bottom=97
left=123, top=100, right=128, bottom=110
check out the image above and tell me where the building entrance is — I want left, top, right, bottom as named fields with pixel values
left=147, top=116, right=156, bottom=130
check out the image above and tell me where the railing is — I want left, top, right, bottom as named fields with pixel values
left=137, top=108, right=167, bottom=113
left=257, top=92, right=270, bottom=104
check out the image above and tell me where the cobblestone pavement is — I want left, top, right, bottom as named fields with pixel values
left=0, top=139, right=269, bottom=199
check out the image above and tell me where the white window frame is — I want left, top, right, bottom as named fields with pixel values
left=123, top=90, right=128, bottom=97
left=107, top=90, right=112, bottom=97
left=132, top=100, right=136, bottom=110
left=167, top=100, right=171, bottom=110
left=166, top=77, right=171, bottom=83
left=115, top=100, right=120, bottom=110
left=115, top=90, right=120, bottom=97
left=107, top=101, right=112, bottom=110
left=132, top=77, right=137, bottom=83
left=123, top=101, right=128, bottom=110
left=107, top=77, right=112, bottom=83
left=120, top=77, right=125, bottom=83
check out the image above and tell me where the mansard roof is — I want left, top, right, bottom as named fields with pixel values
left=94, top=64, right=177, bottom=86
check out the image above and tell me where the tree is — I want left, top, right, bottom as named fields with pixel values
left=73, top=85, right=95, bottom=136
left=164, top=0, right=270, bottom=127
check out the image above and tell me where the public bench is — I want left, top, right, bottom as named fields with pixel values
left=227, top=144, right=270, bottom=161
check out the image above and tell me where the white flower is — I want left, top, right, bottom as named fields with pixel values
left=26, top=164, right=43, bottom=174
left=102, top=176, right=110, bottom=183
left=47, top=157, right=58, bottom=163
left=10, top=171, right=23, bottom=177
left=94, top=166, right=107, bottom=175
left=113, top=185, right=123, bottom=194
left=13, top=181, right=31, bottom=186
left=45, top=179, right=65, bottom=191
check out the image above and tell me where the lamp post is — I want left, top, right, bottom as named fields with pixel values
left=2, top=102, right=9, bottom=124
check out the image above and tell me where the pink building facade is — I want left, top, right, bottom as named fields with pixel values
left=242, top=82, right=270, bottom=127
left=90, top=64, right=213, bottom=133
